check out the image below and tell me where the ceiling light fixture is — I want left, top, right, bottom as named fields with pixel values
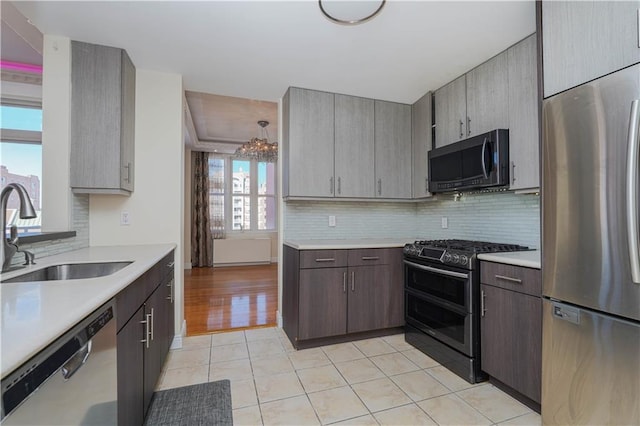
left=319, top=0, right=386, bottom=25
left=234, top=120, right=278, bottom=162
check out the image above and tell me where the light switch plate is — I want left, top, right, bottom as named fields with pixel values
left=121, top=211, right=131, bottom=226
left=441, top=217, right=448, bottom=229
left=329, top=215, right=336, bottom=227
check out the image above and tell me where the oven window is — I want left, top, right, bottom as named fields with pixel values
left=406, top=293, right=467, bottom=347
left=406, top=266, right=467, bottom=308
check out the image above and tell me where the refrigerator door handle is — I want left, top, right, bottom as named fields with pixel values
left=626, top=99, right=640, bottom=284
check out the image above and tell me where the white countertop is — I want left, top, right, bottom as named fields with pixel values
left=478, top=250, right=541, bottom=269
left=1, top=244, right=175, bottom=378
left=284, top=238, right=413, bottom=250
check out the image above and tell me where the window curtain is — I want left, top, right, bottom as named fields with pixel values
left=191, top=151, right=213, bottom=267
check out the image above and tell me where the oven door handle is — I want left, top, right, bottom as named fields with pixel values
left=403, top=260, right=469, bottom=279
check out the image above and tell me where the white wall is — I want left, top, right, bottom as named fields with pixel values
left=89, top=70, right=185, bottom=340
left=41, top=35, right=72, bottom=232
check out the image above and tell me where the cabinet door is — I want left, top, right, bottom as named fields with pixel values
left=481, top=284, right=541, bottom=403
left=120, top=49, right=136, bottom=192
left=335, top=94, right=375, bottom=198
left=299, top=268, right=347, bottom=339
left=508, top=34, right=540, bottom=190
left=117, top=306, right=145, bottom=426
left=143, top=285, right=168, bottom=414
left=466, top=52, right=509, bottom=137
left=374, top=100, right=412, bottom=198
left=71, top=41, right=123, bottom=191
left=542, top=1, right=640, bottom=98
left=412, top=91, right=432, bottom=198
left=284, top=88, right=335, bottom=197
left=434, top=75, right=467, bottom=147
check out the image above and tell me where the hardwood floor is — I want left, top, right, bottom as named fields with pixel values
left=184, top=263, right=278, bottom=336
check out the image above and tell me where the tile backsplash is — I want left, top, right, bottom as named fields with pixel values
left=9, top=194, right=90, bottom=266
left=284, top=191, right=540, bottom=248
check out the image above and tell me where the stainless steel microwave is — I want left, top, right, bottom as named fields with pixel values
left=428, top=129, right=509, bottom=193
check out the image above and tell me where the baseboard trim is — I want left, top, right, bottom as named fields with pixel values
left=170, top=319, right=187, bottom=350
left=276, top=310, right=283, bottom=328
left=184, top=262, right=192, bottom=270
left=271, top=257, right=278, bottom=263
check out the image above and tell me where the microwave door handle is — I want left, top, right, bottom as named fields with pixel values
left=626, top=99, right=640, bottom=284
left=481, top=138, right=489, bottom=179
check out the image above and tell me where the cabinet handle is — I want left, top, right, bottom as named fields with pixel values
left=511, top=161, right=516, bottom=184
left=351, top=271, right=355, bottom=292
left=459, top=120, right=464, bottom=139
left=343, top=272, right=347, bottom=293
left=337, top=177, right=341, bottom=195
left=495, top=274, right=522, bottom=284
left=315, top=258, right=335, bottom=262
left=124, top=162, right=131, bottom=183
left=166, top=278, right=174, bottom=302
left=361, top=256, right=379, bottom=261
left=467, top=117, right=471, bottom=136
left=377, top=178, right=382, bottom=196
left=481, top=290, right=486, bottom=317
left=150, top=307, right=155, bottom=341
left=425, top=178, right=428, bottom=193
left=329, top=177, right=334, bottom=195
left=167, top=261, right=175, bottom=268
left=140, top=314, right=151, bottom=348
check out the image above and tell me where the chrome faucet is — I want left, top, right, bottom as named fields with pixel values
left=1, top=183, right=37, bottom=272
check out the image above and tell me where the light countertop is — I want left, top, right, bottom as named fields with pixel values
left=284, top=238, right=414, bottom=250
left=478, top=250, right=541, bottom=269
left=1, top=244, right=175, bottom=378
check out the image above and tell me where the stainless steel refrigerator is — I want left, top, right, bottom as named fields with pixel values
left=542, top=64, right=640, bottom=425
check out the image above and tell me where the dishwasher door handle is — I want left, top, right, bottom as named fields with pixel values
left=61, top=340, right=92, bottom=380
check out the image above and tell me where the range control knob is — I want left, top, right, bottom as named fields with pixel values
left=452, top=254, right=460, bottom=263
left=443, top=253, right=452, bottom=262
left=460, top=255, right=468, bottom=265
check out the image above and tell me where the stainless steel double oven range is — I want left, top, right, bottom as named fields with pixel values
left=403, top=239, right=528, bottom=383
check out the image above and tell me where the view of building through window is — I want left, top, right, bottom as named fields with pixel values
left=208, top=156, right=276, bottom=233
left=1, top=105, right=43, bottom=236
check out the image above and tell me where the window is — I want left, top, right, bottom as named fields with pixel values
left=1, top=104, right=43, bottom=236
left=208, top=156, right=277, bottom=233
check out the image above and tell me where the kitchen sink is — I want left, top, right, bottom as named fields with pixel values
left=1, top=261, right=132, bottom=283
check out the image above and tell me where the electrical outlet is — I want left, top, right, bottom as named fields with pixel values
left=441, top=217, right=448, bottom=229
left=121, top=211, right=131, bottom=226
left=329, top=215, right=336, bottom=227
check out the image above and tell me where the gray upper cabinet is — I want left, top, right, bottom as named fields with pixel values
left=374, top=100, right=412, bottom=199
left=542, top=1, right=640, bottom=98
left=70, top=41, right=135, bottom=194
left=508, top=34, right=540, bottom=190
left=411, top=91, right=432, bottom=198
left=434, top=75, right=467, bottom=148
left=335, top=94, right=375, bottom=198
left=466, top=53, right=509, bottom=137
left=283, top=87, right=335, bottom=198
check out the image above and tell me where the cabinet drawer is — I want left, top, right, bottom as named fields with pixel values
left=347, top=248, right=395, bottom=266
left=299, top=250, right=348, bottom=269
left=480, top=261, right=541, bottom=297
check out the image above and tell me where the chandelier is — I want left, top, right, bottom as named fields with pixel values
left=234, top=120, right=278, bottom=162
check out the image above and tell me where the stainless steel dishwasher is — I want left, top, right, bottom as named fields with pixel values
left=1, top=300, right=117, bottom=425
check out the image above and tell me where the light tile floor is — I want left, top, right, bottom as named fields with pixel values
left=158, top=328, right=541, bottom=426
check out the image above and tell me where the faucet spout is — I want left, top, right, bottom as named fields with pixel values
left=1, top=183, right=38, bottom=272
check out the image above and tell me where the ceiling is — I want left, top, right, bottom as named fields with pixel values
left=9, top=1, right=536, bottom=151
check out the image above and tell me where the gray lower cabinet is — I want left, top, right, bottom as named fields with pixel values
left=411, top=91, right=432, bottom=198
left=480, top=261, right=541, bottom=404
left=116, top=251, right=174, bottom=425
left=335, top=94, right=375, bottom=198
left=283, top=246, right=404, bottom=348
left=70, top=40, right=135, bottom=195
left=434, top=75, right=467, bottom=148
left=283, top=87, right=335, bottom=198
left=374, top=101, right=412, bottom=199
left=542, top=1, right=640, bottom=98
left=508, top=34, right=540, bottom=190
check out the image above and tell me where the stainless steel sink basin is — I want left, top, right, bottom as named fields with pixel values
left=1, top=261, right=132, bottom=283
